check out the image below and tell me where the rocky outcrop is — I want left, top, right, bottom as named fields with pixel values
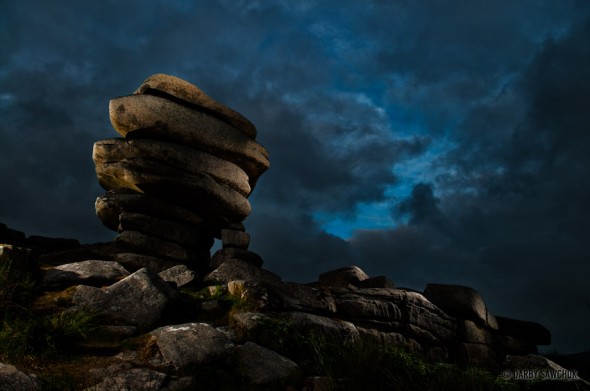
left=0, top=75, right=574, bottom=389
left=92, top=74, right=269, bottom=274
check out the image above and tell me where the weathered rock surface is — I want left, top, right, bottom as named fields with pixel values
left=317, top=266, right=369, bottom=288
left=42, top=260, right=129, bottom=289
left=220, top=228, right=250, bottom=249
left=210, top=248, right=263, bottom=268
left=135, top=73, right=257, bottom=139
left=424, top=283, right=498, bottom=330
left=72, top=268, right=176, bottom=331
left=157, top=264, right=196, bottom=288
left=96, top=189, right=206, bottom=231
left=234, top=341, right=300, bottom=385
left=94, top=138, right=251, bottom=195
left=118, top=212, right=213, bottom=249
left=109, top=94, right=269, bottom=182
left=205, top=260, right=281, bottom=285
left=0, top=363, right=42, bottom=391
left=145, top=323, right=234, bottom=371
left=95, top=159, right=251, bottom=221
left=115, top=231, right=196, bottom=263
left=114, top=252, right=179, bottom=274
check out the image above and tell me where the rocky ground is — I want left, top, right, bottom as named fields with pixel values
left=1, top=223, right=589, bottom=390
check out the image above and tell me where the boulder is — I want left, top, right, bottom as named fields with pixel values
left=72, top=268, right=176, bottom=331
left=424, top=284, right=498, bottom=329
left=95, top=159, right=251, bottom=222
left=135, top=73, right=257, bottom=138
left=118, top=212, right=214, bottom=249
left=354, top=275, right=395, bottom=289
left=114, top=252, right=179, bottom=274
left=205, top=260, right=281, bottom=285
left=229, top=311, right=359, bottom=349
left=234, top=342, right=300, bottom=385
left=42, top=260, right=129, bottom=289
left=227, top=280, right=336, bottom=314
left=456, top=319, right=493, bottom=345
left=210, top=248, right=263, bottom=269
left=95, top=189, right=207, bottom=232
left=115, top=231, right=196, bottom=263
left=146, top=323, right=234, bottom=371
left=157, top=264, right=196, bottom=288
left=38, top=242, right=118, bottom=266
left=0, top=363, right=42, bottom=391
left=496, top=316, right=551, bottom=345
left=318, top=266, right=369, bottom=288
left=220, top=229, right=250, bottom=250
left=109, top=94, right=269, bottom=183
left=333, top=288, right=456, bottom=342
left=93, top=138, right=251, bottom=196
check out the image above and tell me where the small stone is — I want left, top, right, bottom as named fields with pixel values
left=158, top=264, right=196, bottom=288
left=221, top=229, right=250, bottom=250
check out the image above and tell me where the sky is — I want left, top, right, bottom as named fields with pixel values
left=1, top=0, right=589, bottom=353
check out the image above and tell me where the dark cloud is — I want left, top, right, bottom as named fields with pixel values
left=1, top=1, right=589, bottom=352
left=349, top=18, right=590, bottom=352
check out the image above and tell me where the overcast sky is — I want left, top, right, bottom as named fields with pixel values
left=1, top=0, right=589, bottom=353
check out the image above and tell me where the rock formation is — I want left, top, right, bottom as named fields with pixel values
left=1, top=75, right=587, bottom=390
left=93, top=74, right=269, bottom=275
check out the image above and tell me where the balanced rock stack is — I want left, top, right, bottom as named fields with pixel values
left=93, top=74, right=269, bottom=274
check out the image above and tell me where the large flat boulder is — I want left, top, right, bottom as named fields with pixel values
left=95, top=159, right=251, bottom=221
left=72, top=268, right=176, bottom=331
left=145, top=323, right=234, bottom=371
left=115, top=231, right=196, bottom=263
left=42, top=260, right=129, bottom=289
left=118, top=212, right=213, bottom=249
left=94, top=138, right=251, bottom=196
left=109, top=94, right=269, bottom=183
left=424, top=284, right=498, bottom=330
left=135, top=73, right=257, bottom=139
left=95, top=189, right=207, bottom=232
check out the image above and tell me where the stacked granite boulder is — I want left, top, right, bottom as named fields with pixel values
left=93, top=74, right=269, bottom=275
